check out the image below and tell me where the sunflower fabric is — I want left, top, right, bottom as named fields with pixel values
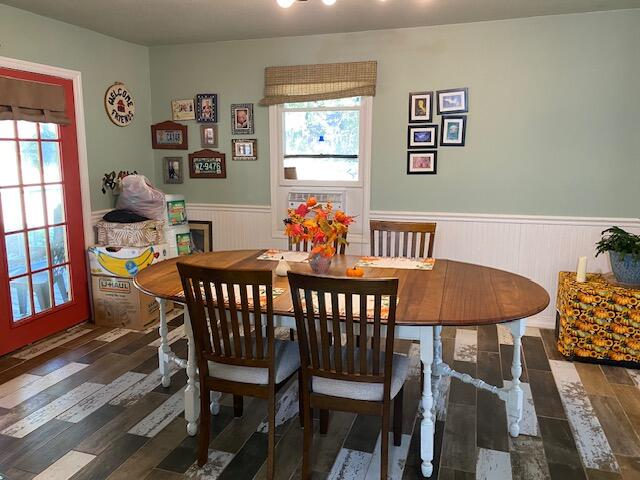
left=557, top=272, right=640, bottom=364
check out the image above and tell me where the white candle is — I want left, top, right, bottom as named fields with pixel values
left=576, top=256, right=587, bottom=283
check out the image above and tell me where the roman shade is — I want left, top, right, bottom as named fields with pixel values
left=259, top=60, right=377, bottom=106
left=0, top=76, right=70, bottom=125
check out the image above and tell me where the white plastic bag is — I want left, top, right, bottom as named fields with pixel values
left=115, top=175, right=165, bottom=220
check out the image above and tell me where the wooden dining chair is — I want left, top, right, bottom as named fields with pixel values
left=369, top=220, right=436, bottom=258
left=287, top=233, right=348, bottom=255
left=177, top=264, right=301, bottom=479
left=288, top=272, right=406, bottom=480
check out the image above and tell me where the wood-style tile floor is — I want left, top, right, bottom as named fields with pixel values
left=0, top=311, right=639, bottom=480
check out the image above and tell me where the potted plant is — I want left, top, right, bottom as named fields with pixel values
left=284, top=197, right=353, bottom=274
left=596, top=226, right=640, bottom=285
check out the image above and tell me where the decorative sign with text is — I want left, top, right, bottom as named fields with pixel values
left=104, top=82, right=135, bottom=127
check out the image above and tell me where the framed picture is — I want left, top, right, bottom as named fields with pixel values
left=196, top=93, right=217, bottom=123
left=166, top=199, right=187, bottom=225
left=171, top=99, right=195, bottom=121
left=189, top=149, right=226, bottom=178
left=408, top=91, right=433, bottom=123
left=232, top=139, right=257, bottom=161
left=436, top=88, right=468, bottom=114
left=163, top=157, right=184, bottom=184
left=201, top=125, right=218, bottom=148
left=408, top=125, right=438, bottom=149
left=407, top=151, right=437, bottom=175
left=189, top=220, right=213, bottom=253
left=175, top=232, right=193, bottom=256
left=231, top=103, right=254, bottom=135
left=151, top=121, right=188, bottom=150
left=440, top=115, right=467, bottom=146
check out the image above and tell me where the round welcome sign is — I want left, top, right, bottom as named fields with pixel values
left=104, top=82, right=135, bottom=127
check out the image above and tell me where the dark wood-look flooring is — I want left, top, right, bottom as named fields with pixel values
left=0, top=313, right=638, bottom=479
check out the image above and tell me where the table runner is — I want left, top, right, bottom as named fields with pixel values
left=356, top=256, right=435, bottom=270
left=257, top=250, right=309, bottom=263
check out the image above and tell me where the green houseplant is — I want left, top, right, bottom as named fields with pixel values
left=596, top=227, right=640, bottom=285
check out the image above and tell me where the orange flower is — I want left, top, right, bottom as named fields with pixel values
left=306, top=197, right=318, bottom=207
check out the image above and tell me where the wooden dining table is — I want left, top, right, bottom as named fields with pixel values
left=135, top=250, right=549, bottom=478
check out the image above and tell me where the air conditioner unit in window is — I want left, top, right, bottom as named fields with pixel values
left=287, top=191, right=345, bottom=212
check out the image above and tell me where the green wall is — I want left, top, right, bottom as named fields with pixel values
left=150, top=9, right=640, bottom=217
left=0, top=4, right=153, bottom=211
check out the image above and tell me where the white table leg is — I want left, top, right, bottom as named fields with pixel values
left=506, top=319, right=526, bottom=437
left=431, top=326, right=443, bottom=421
left=156, top=298, right=171, bottom=388
left=183, top=309, right=200, bottom=436
left=420, top=327, right=435, bottom=478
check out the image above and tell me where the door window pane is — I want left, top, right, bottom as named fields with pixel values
left=5, top=232, right=27, bottom=277
left=28, top=229, right=49, bottom=271
left=19, top=141, right=42, bottom=184
left=45, top=184, right=65, bottom=224
left=42, top=142, right=62, bottom=183
left=40, top=123, right=59, bottom=140
left=10, top=277, right=32, bottom=321
left=1, top=188, right=24, bottom=232
left=17, top=121, right=38, bottom=139
left=49, top=226, right=68, bottom=266
left=0, top=120, right=14, bottom=138
left=32, top=270, right=52, bottom=313
left=53, top=265, right=71, bottom=306
left=24, top=186, right=45, bottom=228
left=0, top=141, right=19, bottom=186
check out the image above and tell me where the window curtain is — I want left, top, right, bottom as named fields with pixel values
left=259, top=61, right=377, bottom=106
left=0, top=76, right=70, bottom=125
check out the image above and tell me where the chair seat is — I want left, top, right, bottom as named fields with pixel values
left=207, top=339, right=300, bottom=385
left=312, top=349, right=409, bottom=401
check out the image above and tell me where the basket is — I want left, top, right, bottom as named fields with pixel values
left=96, top=220, right=165, bottom=247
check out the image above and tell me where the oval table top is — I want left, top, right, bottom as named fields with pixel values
left=134, top=250, right=549, bottom=327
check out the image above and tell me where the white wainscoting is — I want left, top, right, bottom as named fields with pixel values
left=92, top=204, right=640, bottom=329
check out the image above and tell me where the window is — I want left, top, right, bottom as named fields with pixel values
left=279, top=97, right=365, bottom=184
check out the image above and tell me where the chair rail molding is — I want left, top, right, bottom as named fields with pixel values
left=92, top=203, right=640, bottom=329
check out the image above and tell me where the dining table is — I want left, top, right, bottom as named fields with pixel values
left=134, top=249, right=550, bottom=478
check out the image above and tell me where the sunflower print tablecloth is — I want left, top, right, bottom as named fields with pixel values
left=556, top=271, right=640, bottom=365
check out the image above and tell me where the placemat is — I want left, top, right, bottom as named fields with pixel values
left=356, top=256, right=435, bottom=270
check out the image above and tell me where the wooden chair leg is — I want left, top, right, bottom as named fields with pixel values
left=381, top=409, right=390, bottom=480
left=420, top=361, right=424, bottom=392
left=393, top=386, right=404, bottom=447
left=319, top=409, right=329, bottom=434
left=298, top=370, right=304, bottom=428
left=289, top=328, right=295, bottom=341
left=233, top=395, right=243, bottom=417
left=267, top=388, right=276, bottom=480
left=302, top=391, right=313, bottom=479
left=198, top=386, right=211, bottom=467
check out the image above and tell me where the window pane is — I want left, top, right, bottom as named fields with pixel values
left=40, top=123, right=59, bottom=140
left=24, top=186, right=45, bottom=228
left=1, top=188, right=24, bottom=232
left=0, top=141, right=20, bottom=187
left=284, top=97, right=361, bottom=109
left=284, top=110, right=359, bottom=156
left=53, top=265, right=71, bottom=306
left=5, top=232, right=27, bottom=278
left=0, top=120, right=14, bottom=138
left=42, top=142, right=62, bottom=183
left=32, top=270, right=52, bottom=313
left=49, top=226, right=68, bottom=266
left=19, top=141, right=41, bottom=184
left=28, top=229, right=49, bottom=271
left=10, top=277, right=32, bottom=321
left=283, top=156, right=359, bottom=181
left=17, top=121, right=38, bottom=139
left=45, top=184, right=65, bottom=224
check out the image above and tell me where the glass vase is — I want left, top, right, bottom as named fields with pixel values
left=309, top=253, right=333, bottom=274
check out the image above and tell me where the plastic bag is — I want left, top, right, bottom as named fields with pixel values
left=115, top=175, right=165, bottom=220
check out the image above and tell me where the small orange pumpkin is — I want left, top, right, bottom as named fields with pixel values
left=346, top=267, right=364, bottom=278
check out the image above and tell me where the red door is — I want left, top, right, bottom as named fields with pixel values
left=0, top=67, right=90, bottom=356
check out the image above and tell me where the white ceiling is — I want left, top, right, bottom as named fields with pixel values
left=2, top=0, right=639, bottom=46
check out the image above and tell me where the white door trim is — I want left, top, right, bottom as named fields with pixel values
left=0, top=55, right=93, bottom=248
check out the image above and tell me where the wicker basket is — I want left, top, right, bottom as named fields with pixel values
left=96, top=220, right=165, bottom=247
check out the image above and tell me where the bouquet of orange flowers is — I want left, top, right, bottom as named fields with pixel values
left=284, top=197, right=354, bottom=258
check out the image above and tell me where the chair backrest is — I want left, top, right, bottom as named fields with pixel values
left=288, top=233, right=348, bottom=255
left=369, top=220, right=436, bottom=258
left=288, top=272, right=399, bottom=392
left=177, top=263, right=275, bottom=372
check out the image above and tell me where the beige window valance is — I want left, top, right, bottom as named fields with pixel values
left=0, top=76, right=70, bottom=125
left=259, top=60, right=377, bottom=106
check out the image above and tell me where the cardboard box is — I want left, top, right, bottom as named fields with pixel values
left=91, top=275, right=173, bottom=330
left=87, top=244, right=170, bottom=278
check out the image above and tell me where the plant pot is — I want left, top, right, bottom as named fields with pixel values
left=610, top=251, right=640, bottom=286
left=309, top=253, right=333, bottom=274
